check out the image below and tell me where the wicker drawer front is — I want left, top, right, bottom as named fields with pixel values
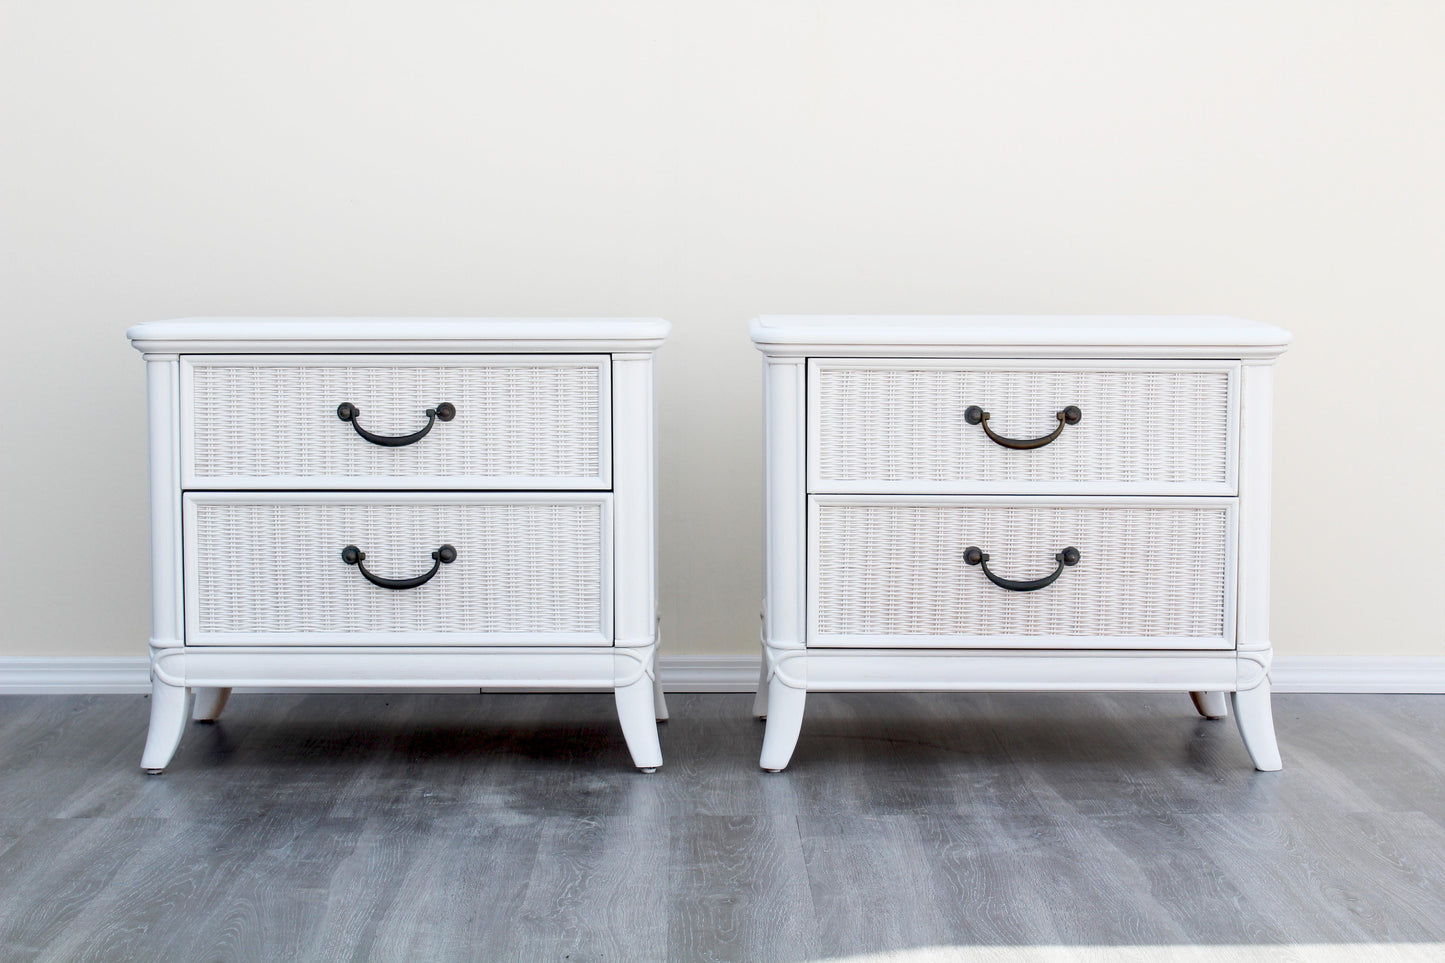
left=183, top=493, right=612, bottom=645
left=809, top=360, right=1236, bottom=494
left=181, top=356, right=609, bottom=489
left=809, top=496, right=1234, bottom=649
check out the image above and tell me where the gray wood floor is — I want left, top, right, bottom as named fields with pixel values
left=2, top=691, right=1445, bottom=961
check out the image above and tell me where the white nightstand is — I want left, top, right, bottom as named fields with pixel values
left=751, top=316, right=1291, bottom=772
left=129, top=318, right=669, bottom=772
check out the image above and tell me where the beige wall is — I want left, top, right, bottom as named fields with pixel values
left=2, top=2, right=1441, bottom=660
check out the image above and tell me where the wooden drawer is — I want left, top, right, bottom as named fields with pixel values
left=808, top=360, right=1237, bottom=495
left=808, top=495, right=1235, bottom=649
left=180, top=355, right=610, bottom=490
left=182, top=492, right=612, bottom=646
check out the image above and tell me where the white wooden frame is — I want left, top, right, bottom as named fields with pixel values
left=751, top=314, right=1291, bottom=360
left=752, top=316, right=1290, bottom=774
left=806, top=358, right=1240, bottom=496
left=129, top=317, right=670, bottom=356
left=132, top=318, right=668, bottom=774
left=181, top=491, right=614, bottom=647
left=766, top=648, right=1240, bottom=692
left=179, top=354, right=613, bottom=491
left=150, top=646, right=660, bottom=692
left=806, top=493, right=1238, bottom=650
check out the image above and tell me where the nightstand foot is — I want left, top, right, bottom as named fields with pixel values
left=1190, top=691, right=1229, bottom=720
left=191, top=687, right=232, bottom=722
left=140, top=679, right=190, bottom=774
left=615, top=676, right=663, bottom=771
left=1232, top=681, right=1282, bottom=771
left=652, top=674, right=669, bottom=722
left=758, top=677, right=805, bottom=772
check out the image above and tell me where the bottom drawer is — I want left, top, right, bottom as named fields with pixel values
left=183, top=492, right=612, bottom=645
left=809, top=495, right=1235, bottom=649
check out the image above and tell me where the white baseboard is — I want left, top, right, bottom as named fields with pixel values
left=1, top=654, right=1443, bottom=695
left=655, top=656, right=761, bottom=692
left=0, top=658, right=154, bottom=694
left=1269, top=657, right=1445, bottom=694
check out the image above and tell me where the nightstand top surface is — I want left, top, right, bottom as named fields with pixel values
left=128, top=317, right=670, bottom=354
left=750, top=315, right=1291, bottom=360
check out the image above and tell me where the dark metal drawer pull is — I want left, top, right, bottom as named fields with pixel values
left=964, top=545, right=1080, bottom=592
left=341, top=544, right=456, bottom=590
left=964, top=405, right=1081, bottom=450
left=336, top=402, right=455, bottom=447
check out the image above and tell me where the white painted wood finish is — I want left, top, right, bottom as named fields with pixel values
left=751, top=315, right=1292, bottom=360
left=1191, top=690, right=1229, bottom=720
left=128, top=317, right=671, bottom=354
left=753, top=315, right=1290, bottom=772
left=144, top=356, right=185, bottom=652
left=762, top=358, right=808, bottom=655
left=148, top=645, right=661, bottom=691
left=131, top=318, right=668, bottom=772
left=610, top=353, right=661, bottom=650
left=139, top=679, right=189, bottom=774
left=189, top=687, right=230, bottom=722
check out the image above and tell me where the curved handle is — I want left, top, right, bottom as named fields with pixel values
left=964, top=405, right=1081, bottom=450
left=341, top=544, right=456, bottom=590
left=336, top=402, right=455, bottom=447
left=964, top=545, right=1080, bottom=592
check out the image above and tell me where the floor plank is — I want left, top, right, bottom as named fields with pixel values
left=667, top=814, right=820, bottom=962
left=1178, top=812, right=1445, bottom=944
left=504, top=814, right=668, bottom=962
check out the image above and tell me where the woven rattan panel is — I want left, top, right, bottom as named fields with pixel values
left=193, top=501, right=604, bottom=635
left=814, top=365, right=1230, bottom=487
left=814, top=503, right=1228, bottom=641
left=190, top=361, right=602, bottom=481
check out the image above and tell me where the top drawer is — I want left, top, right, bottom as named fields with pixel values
left=180, top=355, right=610, bottom=490
left=808, top=359, right=1238, bottom=495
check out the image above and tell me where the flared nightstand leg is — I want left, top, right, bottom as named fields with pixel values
left=759, top=676, right=805, bottom=772
left=1190, top=691, right=1229, bottom=720
left=141, top=679, right=191, bottom=774
left=1232, top=681, right=1282, bottom=772
left=615, top=677, right=663, bottom=772
left=191, top=687, right=231, bottom=723
left=652, top=674, right=669, bottom=723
